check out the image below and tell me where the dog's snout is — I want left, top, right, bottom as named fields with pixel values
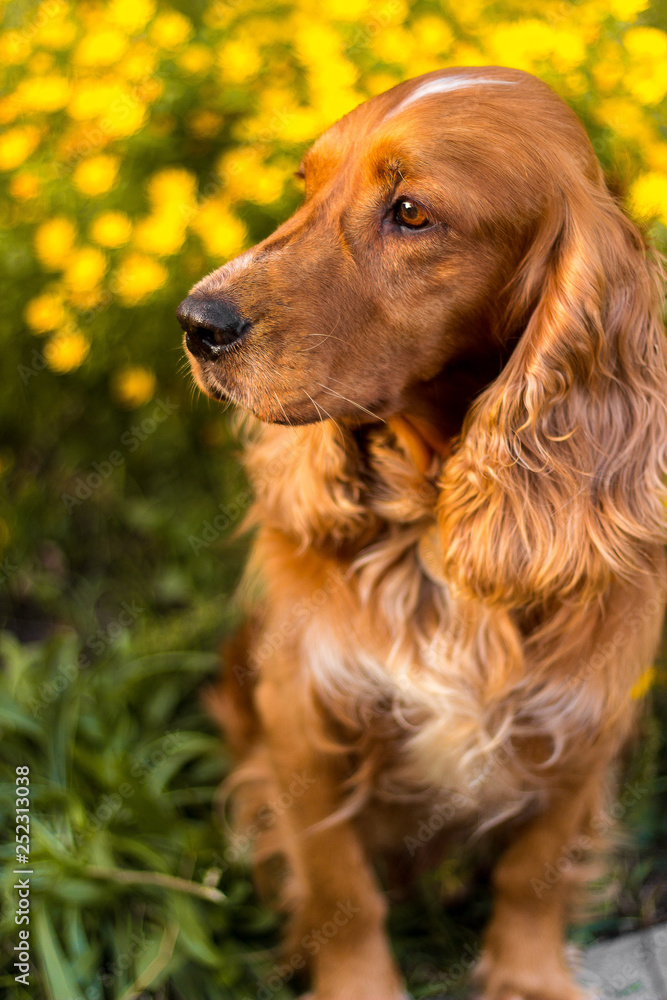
left=177, top=295, right=250, bottom=360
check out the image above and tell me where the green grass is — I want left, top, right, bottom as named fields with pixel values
left=1, top=483, right=666, bottom=999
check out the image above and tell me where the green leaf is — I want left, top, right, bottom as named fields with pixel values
left=33, top=905, right=84, bottom=1000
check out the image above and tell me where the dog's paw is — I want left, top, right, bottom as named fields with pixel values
left=299, top=992, right=411, bottom=999
left=475, top=952, right=587, bottom=1000
left=476, top=975, right=587, bottom=1000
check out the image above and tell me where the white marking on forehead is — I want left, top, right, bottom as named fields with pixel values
left=387, top=74, right=518, bottom=118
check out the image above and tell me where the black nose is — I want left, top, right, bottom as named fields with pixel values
left=176, top=295, right=250, bottom=360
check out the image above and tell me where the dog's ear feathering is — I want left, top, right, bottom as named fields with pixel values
left=439, top=170, right=667, bottom=607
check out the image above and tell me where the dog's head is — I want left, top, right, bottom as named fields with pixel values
left=178, top=68, right=590, bottom=427
left=179, top=67, right=667, bottom=605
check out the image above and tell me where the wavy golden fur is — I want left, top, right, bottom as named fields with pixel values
left=178, top=67, right=667, bottom=1000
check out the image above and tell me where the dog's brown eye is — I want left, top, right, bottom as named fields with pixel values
left=394, top=199, right=429, bottom=228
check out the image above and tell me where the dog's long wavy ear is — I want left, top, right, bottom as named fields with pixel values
left=438, top=179, right=667, bottom=608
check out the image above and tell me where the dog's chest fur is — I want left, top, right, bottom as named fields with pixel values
left=242, top=418, right=649, bottom=830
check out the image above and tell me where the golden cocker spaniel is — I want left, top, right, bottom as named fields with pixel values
left=177, top=66, right=667, bottom=1000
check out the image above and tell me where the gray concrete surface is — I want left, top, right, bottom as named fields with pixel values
left=578, top=924, right=667, bottom=999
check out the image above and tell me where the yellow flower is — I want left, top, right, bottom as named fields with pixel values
left=487, top=20, right=553, bottom=72
left=187, top=110, right=223, bottom=138
left=10, top=172, right=41, bottom=201
left=0, top=125, right=41, bottom=171
left=112, top=366, right=157, bottom=408
left=598, top=98, right=654, bottom=145
left=66, top=286, right=107, bottom=309
left=34, top=217, right=77, bottom=270
left=624, top=26, right=667, bottom=60
left=68, top=79, right=118, bottom=119
left=34, top=15, right=77, bottom=50
left=107, top=0, right=157, bottom=32
left=308, top=85, right=359, bottom=126
left=294, top=17, right=341, bottom=67
left=73, top=155, right=120, bottom=196
left=24, top=291, right=67, bottom=334
left=365, top=71, right=402, bottom=96
left=192, top=199, right=246, bottom=259
left=91, top=211, right=133, bottom=248
left=609, top=0, right=648, bottom=21
left=218, top=147, right=287, bottom=204
left=134, top=211, right=187, bottom=255
left=150, top=10, right=193, bottom=49
left=629, top=171, right=667, bottom=225
left=44, top=330, right=89, bottom=373
left=68, top=80, right=148, bottom=135
left=239, top=103, right=319, bottom=144
left=371, top=26, right=416, bottom=65
left=147, top=167, right=198, bottom=208
left=178, top=44, right=213, bottom=74
left=592, top=42, right=625, bottom=94
left=63, top=247, right=107, bottom=293
left=625, top=65, right=667, bottom=106
left=28, top=52, right=54, bottom=73
left=0, top=31, right=31, bottom=65
left=114, top=253, right=168, bottom=305
left=450, top=42, right=486, bottom=67
left=411, top=15, right=454, bottom=55
left=217, top=38, right=262, bottom=83
left=623, top=27, right=667, bottom=105
left=631, top=665, right=656, bottom=700
left=74, top=29, right=129, bottom=66
left=0, top=97, right=18, bottom=125
left=318, top=0, right=370, bottom=17
left=646, top=142, right=667, bottom=172
left=103, top=95, right=147, bottom=137
left=14, top=75, right=72, bottom=112
left=117, top=43, right=159, bottom=81
left=550, top=29, right=586, bottom=73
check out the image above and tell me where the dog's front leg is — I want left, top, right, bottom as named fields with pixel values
left=255, top=668, right=406, bottom=1000
left=478, top=762, right=610, bottom=1000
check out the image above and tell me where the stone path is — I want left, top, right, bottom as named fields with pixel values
left=578, top=925, right=667, bottom=999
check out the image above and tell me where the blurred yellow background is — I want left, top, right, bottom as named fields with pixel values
left=2, top=0, right=667, bottom=384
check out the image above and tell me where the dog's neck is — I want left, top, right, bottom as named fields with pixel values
left=387, top=414, right=453, bottom=476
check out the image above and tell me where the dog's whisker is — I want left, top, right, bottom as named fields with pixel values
left=308, top=395, right=344, bottom=440
left=300, top=332, right=346, bottom=352
left=315, top=381, right=386, bottom=423
left=303, top=389, right=330, bottom=447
